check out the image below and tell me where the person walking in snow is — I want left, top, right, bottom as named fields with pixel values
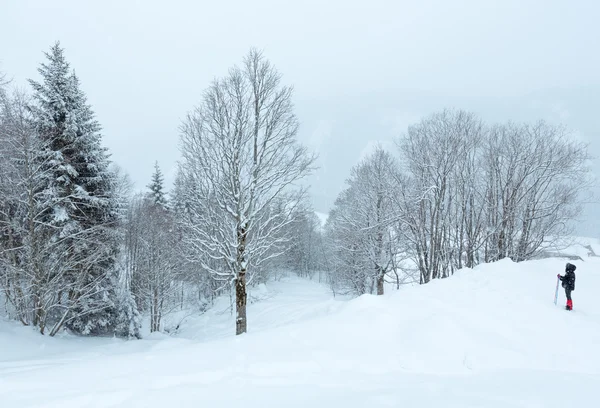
left=558, top=263, right=576, bottom=311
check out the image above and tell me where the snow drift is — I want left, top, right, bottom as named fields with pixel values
left=1, top=256, right=599, bottom=407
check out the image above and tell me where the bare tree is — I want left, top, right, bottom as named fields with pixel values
left=0, top=88, right=45, bottom=325
left=323, top=108, right=591, bottom=293
left=125, top=194, right=179, bottom=332
left=325, top=197, right=370, bottom=296
left=278, top=202, right=323, bottom=279
left=483, top=121, right=591, bottom=262
left=179, top=49, right=316, bottom=335
left=394, top=110, right=592, bottom=284
left=0, top=70, right=8, bottom=90
left=325, top=147, right=405, bottom=295
left=448, top=115, right=487, bottom=269
left=397, top=110, right=479, bottom=283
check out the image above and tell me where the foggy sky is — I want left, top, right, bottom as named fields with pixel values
left=1, top=0, right=599, bottom=235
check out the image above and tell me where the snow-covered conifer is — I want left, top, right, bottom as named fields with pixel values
left=27, top=42, right=120, bottom=335
left=147, top=161, right=168, bottom=209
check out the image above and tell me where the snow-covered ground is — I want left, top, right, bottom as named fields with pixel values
left=1, top=257, right=600, bottom=407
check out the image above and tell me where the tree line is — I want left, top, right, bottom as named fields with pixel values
left=325, top=110, right=591, bottom=295
left=0, top=43, right=591, bottom=338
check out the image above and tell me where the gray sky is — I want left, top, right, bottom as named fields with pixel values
left=1, top=0, right=599, bottom=234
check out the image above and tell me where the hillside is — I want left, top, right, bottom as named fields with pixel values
left=1, top=257, right=599, bottom=407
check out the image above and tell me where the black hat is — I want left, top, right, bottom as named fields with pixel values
left=566, top=263, right=576, bottom=272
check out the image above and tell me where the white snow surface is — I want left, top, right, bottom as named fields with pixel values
left=1, top=257, right=600, bottom=407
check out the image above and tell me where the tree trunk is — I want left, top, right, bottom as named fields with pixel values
left=32, top=282, right=45, bottom=334
left=49, top=308, right=70, bottom=337
left=375, top=193, right=384, bottom=296
left=376, top=273, right=384, bottom=295
left=151, top=287, right=159, bottom=332
left=236, top=224, right=248, bottom=335
left=235, top=271, right=247, bottom=335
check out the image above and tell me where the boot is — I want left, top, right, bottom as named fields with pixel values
left=566, top=299, right=573, bottom=311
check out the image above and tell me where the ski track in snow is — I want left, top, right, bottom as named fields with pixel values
left=1, top=256, right=600, bottom=407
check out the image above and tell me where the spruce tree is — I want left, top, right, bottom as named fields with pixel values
left=171, top=166, right=188, bottom=216
left=147, top=161, right=168, bottom=209
left=28, top=42, right=120, bottom=335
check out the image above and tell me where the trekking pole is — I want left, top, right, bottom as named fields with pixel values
left=554, top=275, right=560, bottom=305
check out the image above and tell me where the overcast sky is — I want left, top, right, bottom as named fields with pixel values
left=1, top=0, right=599, bottom=235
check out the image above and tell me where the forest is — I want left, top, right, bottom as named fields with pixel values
left=0, top=43, right=591, bottom=338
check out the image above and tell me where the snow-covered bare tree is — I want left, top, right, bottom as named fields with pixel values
left=278, top=203, right=323, bottom=279
left=396, top=110, right=483, bottom=283
left=127, top=195, right=178, bottom=332
left=446, top=114, right=487, bottom=269
left=0, top=88, right=50, bottom=326
left=325, top=196, right=368, bottom=296
left=179, top=49, right=316, bottom=335
left=325, top=147, right=405, bottom=295
left=171, top=166, right=219, bottom=310
left=482, top=121, right=591, bottom=262
left=124, top=164, right=180, bottom=333
left=0, top=71, right=7, bottom=90
left=110, top=164, right=142, bottom=339
left=394, top=110, right=592, bottom=283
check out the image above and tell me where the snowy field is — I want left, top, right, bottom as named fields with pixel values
left=1, top=255, right=600, bottom=407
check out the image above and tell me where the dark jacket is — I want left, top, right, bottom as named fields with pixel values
left=560, top=270, right=576, bottom=291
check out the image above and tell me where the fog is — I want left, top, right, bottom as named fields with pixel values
left=1, top=0, right=598, bottom=234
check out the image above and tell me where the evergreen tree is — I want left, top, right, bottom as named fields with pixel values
left=147, top=161, right=168, bottom=209
left=171, top=166, right=188, bottom=217
left=28, top=42, right=120, bottom=335
left=113, top=268, right=142, bottom=339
